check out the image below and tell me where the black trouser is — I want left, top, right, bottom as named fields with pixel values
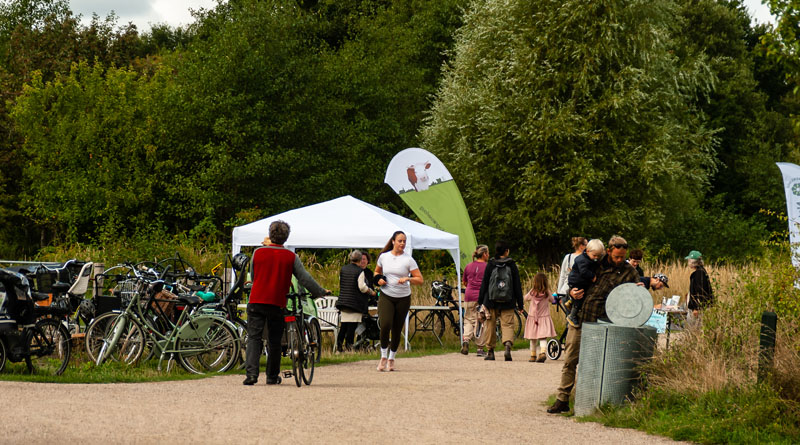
left=378, top=293, right=411, bottom=352
left=245, top=303, right=285, bottom=380
left=336, top=322, right=359, bottom=350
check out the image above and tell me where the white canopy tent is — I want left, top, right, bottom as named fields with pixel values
left=231, top=195, right=463, bottom=349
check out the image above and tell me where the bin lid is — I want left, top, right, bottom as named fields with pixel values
left=606, top=283, right=653, bottom=327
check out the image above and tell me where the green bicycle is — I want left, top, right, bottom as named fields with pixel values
left=85, top=278, right=239, bottom=374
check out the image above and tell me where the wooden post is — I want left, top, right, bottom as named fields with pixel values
left=758, top=311, right=777, bottom=384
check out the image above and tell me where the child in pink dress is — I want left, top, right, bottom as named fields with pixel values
left=523, top=273, right=556, bottom=362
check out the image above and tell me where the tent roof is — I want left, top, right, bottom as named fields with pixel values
left=231, top=196, right=460, bottom=258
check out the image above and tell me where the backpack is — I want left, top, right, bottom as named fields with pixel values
left=488, top=261, right=512, bottom=303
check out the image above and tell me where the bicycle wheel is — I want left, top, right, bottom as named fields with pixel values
left=85, top=311, right=118, bottom=363
left=546, top=338, right=562, bottom=360
left=301, top=320, right=316, bottom=385
left=287, top=325, right=302, bottom=387
left=308, top=318, right=322, bottom=363
left=447, top=311, right=461, bottom=338
left=0, top=338, right=6, bottom=372
left=94, top=314, right=145, bottom=366
left=176, top=316, right=239, bottom=374
left=25, top=318, right=71, bottom=375
left=513, top=311, right=523, bottom=340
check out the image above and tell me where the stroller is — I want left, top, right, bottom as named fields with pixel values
left=545, top=293, right=570, bottom=360
left=352, top=291, right=380, bottom=351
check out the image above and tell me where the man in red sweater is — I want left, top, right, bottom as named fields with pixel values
left=244, top=220, right=327, bottom=385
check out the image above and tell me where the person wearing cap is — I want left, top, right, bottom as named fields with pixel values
left=547, top=235, right=639, bottom=414
left=686, top=250, right=714, bottom=316
left=640, top=273, right=669, bottom=291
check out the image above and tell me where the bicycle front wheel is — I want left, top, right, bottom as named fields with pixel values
left=85, top=312, right=120, bottom=363
left=301, top=320, right=316, bottom=385
left=288, top=325, right=302, bottom=387
left=94, top=314, right=145, bottom=366
left=25, top=318, right=71, bottom=375
left=307, top=318, right=322, bottom=363
left=176, top=316, right=239, bottom=374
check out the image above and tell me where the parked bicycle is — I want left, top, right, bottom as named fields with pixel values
left=85, top=276, right=239, bottom=374
left=0, top=268, right=71, bottom=375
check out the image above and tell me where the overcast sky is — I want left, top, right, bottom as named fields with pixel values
left=69, top=0, right=776, bottom=32
left=69, top=0, right=219, bottom=30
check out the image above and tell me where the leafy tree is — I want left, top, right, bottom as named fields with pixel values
left=10, top=0, right=468, bottom=245
left=421, top=0, right=718, bottom=259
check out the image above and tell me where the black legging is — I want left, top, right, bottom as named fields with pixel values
left=378, top=293, right=411, bottom=352
left=337, top=322, right=358, bottom=350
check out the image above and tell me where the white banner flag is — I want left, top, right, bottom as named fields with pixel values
left=777, top=162, right=800, bottom=267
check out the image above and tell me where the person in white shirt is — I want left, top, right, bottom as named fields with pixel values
left=373, top=231, right=423, bottom=372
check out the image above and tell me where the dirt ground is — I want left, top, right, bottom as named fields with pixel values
left=0, top=348, right=684, bottom=444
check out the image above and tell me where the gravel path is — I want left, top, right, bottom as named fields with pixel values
left=0, top=349, right=683, bottom=444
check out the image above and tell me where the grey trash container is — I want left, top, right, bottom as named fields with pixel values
left=574, top=322, right=657, bottom=416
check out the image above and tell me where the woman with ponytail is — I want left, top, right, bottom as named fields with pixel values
left=460, top=244, right=490, bottom=356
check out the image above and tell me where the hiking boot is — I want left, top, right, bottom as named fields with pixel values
left=476, top=348, right=486, bottom=357
left=484, top=349, right=495, bottom=361
left=266, top=376, right=282, bottom=385
left=242, top=376, right=258, bottom=386
left=528, top=355, right=537, bottom=362
left=547, top=399, right=570, bottom=414
left=504, top=342, right=512, bottom=361
left=536, top=353, right=546, bottom=363
left=460, top=341, right=469, bottom=355
left=566, top=313, right=580, bottom=329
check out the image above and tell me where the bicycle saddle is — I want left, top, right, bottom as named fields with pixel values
left=50, top=282, right=71, bottom=294
left=177, top=294, right=203, bottom=306
left=31, top=292, right=50, bottom=302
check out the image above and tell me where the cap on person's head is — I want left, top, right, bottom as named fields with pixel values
left=653, top=273, right=669, bottom=288
left=685, top=250, right=702, bottom=260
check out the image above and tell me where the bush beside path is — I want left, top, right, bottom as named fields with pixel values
left=0, top=350, right=683, bottom=444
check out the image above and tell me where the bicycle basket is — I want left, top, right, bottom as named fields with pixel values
left=154, top=289, right=179, bottom=318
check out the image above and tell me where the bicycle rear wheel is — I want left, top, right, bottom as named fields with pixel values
left=288, top=325, right=302, bottom=387
left=176, top=316, right=239, bottom=374
left=25, top=318, right=71, bottom=375
left=301, top=320, right=316, bottom=385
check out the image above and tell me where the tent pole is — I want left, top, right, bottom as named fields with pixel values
left=457, top=266, right=463, bottom=344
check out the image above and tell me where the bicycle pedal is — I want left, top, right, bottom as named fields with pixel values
left=282, top=370, right=293, bottom=378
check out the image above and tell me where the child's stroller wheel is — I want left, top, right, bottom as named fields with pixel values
left=546, top=338, right=562, bottom=361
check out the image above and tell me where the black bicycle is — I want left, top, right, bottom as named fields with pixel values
left=281, top=292, right=319, bottom=387
left=428, top=280, right=462, bottom=339
left=0, top=268, right=71, bottom=375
